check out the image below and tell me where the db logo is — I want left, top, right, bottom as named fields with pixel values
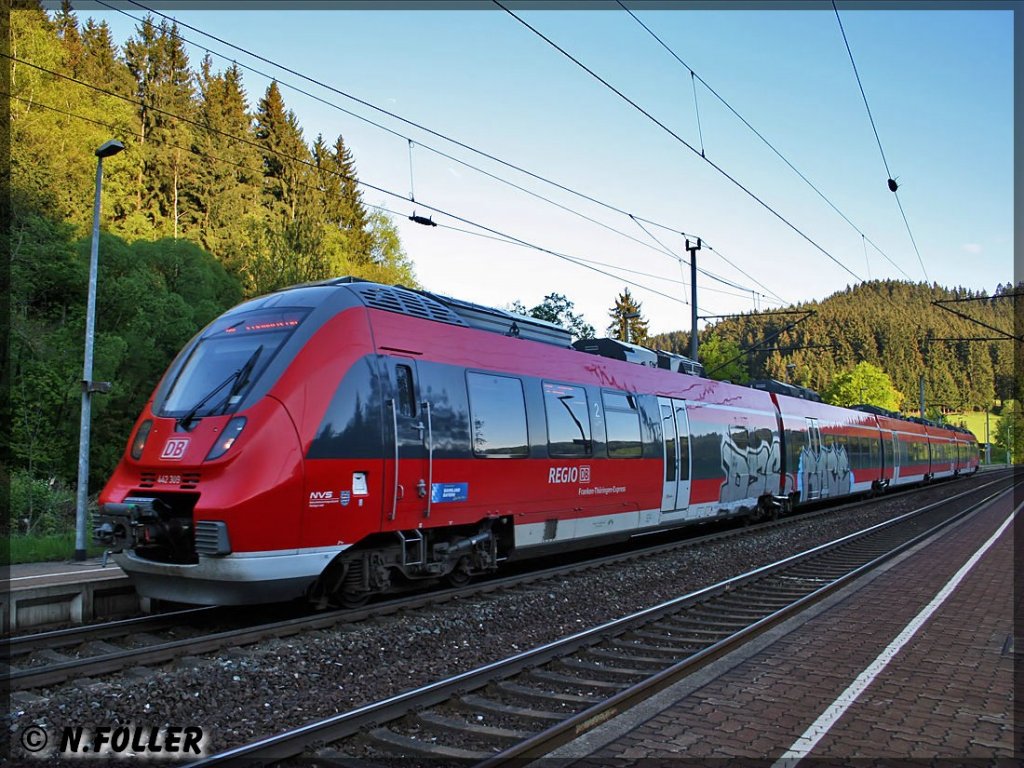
left=160, top=438, right=190, bottom=461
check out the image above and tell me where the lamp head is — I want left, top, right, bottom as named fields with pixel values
left=95, top=140, right=125, bottom=158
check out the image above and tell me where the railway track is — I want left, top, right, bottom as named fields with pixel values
left=180, top=474, right=1015, bottom=766
left=5, top=473, right=998, bottom=693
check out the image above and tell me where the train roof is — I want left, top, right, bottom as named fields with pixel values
left=293, top=279, right=979, bottom=442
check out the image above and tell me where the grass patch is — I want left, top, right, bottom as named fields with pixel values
left=946, top=410, right=1000, bottom=443
left=5, top=532, right=106, bottom=566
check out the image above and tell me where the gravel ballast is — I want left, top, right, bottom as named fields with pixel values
left=7, top=478, right=988, bottom=757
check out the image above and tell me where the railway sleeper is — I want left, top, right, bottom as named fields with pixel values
left=496, top=680, right=601, bottom=707
left=628, top=628, right=708, bottom=649
left=657, top=614, right=757, bottom=629
left=585, top=647, right=678, bottom=667
left=365, top=727, right=490, bottom=760
left=459, top=693, right=565, bottom=722
left=646, top=622, right=732, bottom=641
left=416, top=710, right=534, bottom=743
left=609, top=637, right=695, bottom=657
left=532, top=666, right=631, bottom=690
left=312, top=748, right=387, bottom=768
left=562, top=657, right=652, bottom=677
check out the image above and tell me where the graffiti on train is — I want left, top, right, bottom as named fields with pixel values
left=798, top=444, right=851, bottom=500
left=720, top=431, right=781, bottom=503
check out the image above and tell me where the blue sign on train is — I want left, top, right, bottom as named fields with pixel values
left=431, top=482, right=469, bottom=503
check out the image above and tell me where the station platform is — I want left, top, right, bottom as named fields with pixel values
left=2, top=557, right=141, bottom=632
left=555, top=485, right=1020, bottom=763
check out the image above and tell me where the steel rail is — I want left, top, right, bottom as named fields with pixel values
left=9, top=472, right=1003, bottom=692
left=182, top=475, right=1014, bottom=766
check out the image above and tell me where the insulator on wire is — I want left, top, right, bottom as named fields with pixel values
left=409, top=211, right=437, bottom=227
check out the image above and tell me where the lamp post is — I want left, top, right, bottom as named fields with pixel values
left=75, top=139, right=124, bottom=561
left=623, top=311, right=640, bottom=345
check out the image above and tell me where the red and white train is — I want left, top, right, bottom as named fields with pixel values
left=95, top=278, right=979, bottom=606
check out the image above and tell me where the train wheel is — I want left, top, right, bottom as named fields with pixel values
left=339, top=591, right=370, bottom=609
left=444, top=557, right=473, bottom=588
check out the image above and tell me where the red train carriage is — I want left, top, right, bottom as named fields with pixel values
left=756, top=386, right=885, bottom=505
left=95, top=279, right=973, bottom=606
left=952, top=428, right=981, bottom=474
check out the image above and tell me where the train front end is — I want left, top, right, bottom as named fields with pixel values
left=95, top=283, right=365, bottom=605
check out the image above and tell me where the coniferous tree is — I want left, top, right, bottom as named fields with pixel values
left=190, top=58, right=260, bottom=263
left=254, top=81, right=310, bottom=223
left=606, top=288, right=650, bottom=346
left=124, top=17, right=197, bottom=238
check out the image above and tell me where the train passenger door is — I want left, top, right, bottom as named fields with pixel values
left=802, top=417, right=822, bottom=500
left=657, top=397, right=691, bottom=512
left=386, top=358, right=430, bottom=528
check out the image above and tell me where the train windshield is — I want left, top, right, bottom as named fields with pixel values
left=161, top=309, right=308, bottom=418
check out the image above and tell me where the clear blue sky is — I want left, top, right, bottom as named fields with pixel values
left=78, top=2, right=1014, bottom=336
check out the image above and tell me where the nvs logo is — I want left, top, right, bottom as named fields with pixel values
left=309, top=490, right=340, bottom=507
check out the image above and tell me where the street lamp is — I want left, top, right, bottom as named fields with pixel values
left=75, top=139, right=124, bottom=561
left=623, top=311, right=640, bottom=345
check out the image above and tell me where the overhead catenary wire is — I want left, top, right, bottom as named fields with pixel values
left=103, top=0, right=787, bottom=307
left=14, top=88, right=714, bottom=301
left=495, top=1, right=866, bottom=288
left=4, top=67, right=696, bottom=311
left=617, top=0, right=913, bottom=282
left=832, top=0, right=929, bottom=282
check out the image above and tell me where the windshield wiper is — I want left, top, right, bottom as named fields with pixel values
left=177, top=345, right=264, bottom=431
left=218, top=345, right=263, bottom=415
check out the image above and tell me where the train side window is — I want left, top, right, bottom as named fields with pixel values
left=467, top=372, right=529, bottom=458
left=395, top=364, right=416, bottom=418
left=603, top=391, right=642, bottom=458
left=544, top=382, right=592, bottom=457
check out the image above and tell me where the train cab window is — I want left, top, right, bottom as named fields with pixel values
left=544, top=382, right=592, bottom=457
left=395, top=364, right=416, bottom=418
left=604, top=391, right=642, bottom=458
left=467, top=372, right=529, bottom=458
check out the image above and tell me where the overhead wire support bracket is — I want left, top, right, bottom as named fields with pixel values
left=931, top=298, right=1022, bottom=343
left=703, top=310, right=816, bottom=378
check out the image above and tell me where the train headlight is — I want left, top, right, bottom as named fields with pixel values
left=206, top=417, right=247, bottom=461
left=130, top=420, right=153, bottom=460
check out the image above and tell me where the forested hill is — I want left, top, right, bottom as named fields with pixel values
left=7, top=4, right=417, bottom=495
left=652, top=280, right=1020, bottom=413
left=11, top=5, right=416, bottom=294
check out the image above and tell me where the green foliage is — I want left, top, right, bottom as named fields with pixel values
left=8, top=5, right=420, bottom=505
left=9, top=207, right=243, bottom=491
left=9, top=469, right=77, bottom=537
left=992, top=402, right=1023, bottom=463
left=7, top=532, right=106, bottom=565
left=822, top=362, right=904, bottom=411
left=511, top=293, right=595, bottom=341
left=691, top=280, right=1019, bottom=413
left=12, top=7, right=416, bottom=298
left=698, top=335, right=750, bottom=383
left=648, top=329, right=690, bottom=356
left=606, top=288, right=650, bottom=346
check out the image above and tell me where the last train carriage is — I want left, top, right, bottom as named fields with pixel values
left=95, top=278, right=979, bottom=606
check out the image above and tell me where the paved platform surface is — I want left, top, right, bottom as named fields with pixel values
left=6, top=556, right=125, bottom=592
left=555, top=485, right=1020, bottom=764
